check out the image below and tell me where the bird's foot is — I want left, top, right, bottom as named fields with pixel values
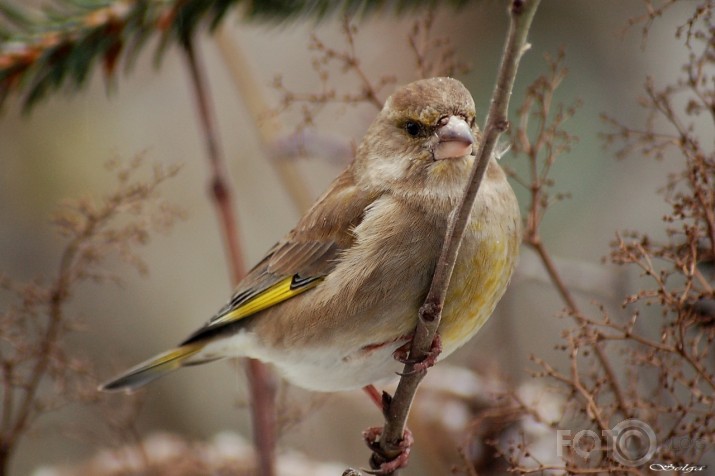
left=362, top=427, right=413, bottom=475
left=392, top=333, right=442, bottom=374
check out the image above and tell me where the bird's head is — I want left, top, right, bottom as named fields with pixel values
left=355, top=77, right=480, bottom=212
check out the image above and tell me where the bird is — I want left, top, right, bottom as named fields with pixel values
left=100, top=76, right=521, bottom=396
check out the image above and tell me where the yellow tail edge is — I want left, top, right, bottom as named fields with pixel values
left=99, top=344, right=202, bottom=393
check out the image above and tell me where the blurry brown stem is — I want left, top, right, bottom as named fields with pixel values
left=3, top=202, right=114, bottom=473
left=214, top=28, right=314, bottom=213
left=182, top=40, right=245, bottom=280
left=518, top=55, right=630, bottom=419
left=340, top=17, right=383, bottom=110
left=1, top=233, right=76, bottom=474
left=528, top=215, right=629, bottom=418
left=371, top=1, right=541, bottom=472
left=677, top=321, right=715, bottom=391
left=181, top=39, right=276, bottom=476
left=567, top=338, right=608, bottom=432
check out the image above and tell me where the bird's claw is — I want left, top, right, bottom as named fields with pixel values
left=393, top=333, right=442, bottom=375
left=362, top=427, right=414, bottom=475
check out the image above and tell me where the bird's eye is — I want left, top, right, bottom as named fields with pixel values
left=404, top=121, right=422, bottom=137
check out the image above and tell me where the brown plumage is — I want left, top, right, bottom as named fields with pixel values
left=100, top=77, right=520, bottom=393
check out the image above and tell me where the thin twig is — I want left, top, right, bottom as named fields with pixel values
left=180, top=38, right=276, bottom=476
left=339, top=17, right=384, bottom=110
left=4, top=232, right=78, bottom=460
left=371, top=1, right=541, bottom=472
left=214, top=28, right=315, bottom=213
left=528, top=239, right=630, bottom=417
left=181, top=39, right=246, bottom=280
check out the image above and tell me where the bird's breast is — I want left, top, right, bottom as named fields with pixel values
left=438, top=174, right=521, bottom=356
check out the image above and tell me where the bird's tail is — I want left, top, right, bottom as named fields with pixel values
left=99, top=344, right=204, bottom=392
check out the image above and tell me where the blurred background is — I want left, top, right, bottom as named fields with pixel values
left=0, top=1, right=702, bottom=474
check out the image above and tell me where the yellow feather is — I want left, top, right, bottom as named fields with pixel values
left=100, top=276, right=322, bottom=392
left=100, top=344, right=203, bottom=392
left=210, top=276, right=322, bottom=327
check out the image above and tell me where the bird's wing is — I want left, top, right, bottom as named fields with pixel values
left=180, top=167, right=375, bottom=345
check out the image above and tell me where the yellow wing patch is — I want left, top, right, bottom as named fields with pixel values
left=210, top=276, right=322, bottom=328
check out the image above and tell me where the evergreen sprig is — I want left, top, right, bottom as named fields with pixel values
left=0, top=0, right=470, bottom=112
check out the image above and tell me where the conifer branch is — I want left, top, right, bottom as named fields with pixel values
left=0, top=0, right=473, bottom=111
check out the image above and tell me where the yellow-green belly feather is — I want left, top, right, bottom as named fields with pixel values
left=439, top=223, right=519, bottom=354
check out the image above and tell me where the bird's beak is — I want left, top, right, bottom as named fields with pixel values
left=434, top=116, right=474, bottom=160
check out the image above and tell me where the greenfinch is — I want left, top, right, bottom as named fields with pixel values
left=100, top=77, right=520, bottom=393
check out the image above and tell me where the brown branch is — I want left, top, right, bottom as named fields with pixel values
left=514, top=53, right=630, bottom=421
left=528, top=239, right=630, bottom=417
left=3, top=229, right=77, bottom=464
left=271, top=18, right=397, bottom=134
left=6, top=191, right=121, bottom=451
left=180, top=39, right=276, bottom=476
left=370, top=1, right=541, bottom=472
left=676, top=322, right=715, bottom=392
left=214, top=28, right=315, bottom=213
left=407, top=10, right=471, bottom=79
left=338, top=17, right=384, bottom=110
left=1, top=159, right=181, bottom=475
left=566, top=339, right=609, bottom=433
left=181, top=39, right=246, bottom=280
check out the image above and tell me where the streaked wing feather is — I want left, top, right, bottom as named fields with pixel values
left=180, top=167, right=375, bottom=345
